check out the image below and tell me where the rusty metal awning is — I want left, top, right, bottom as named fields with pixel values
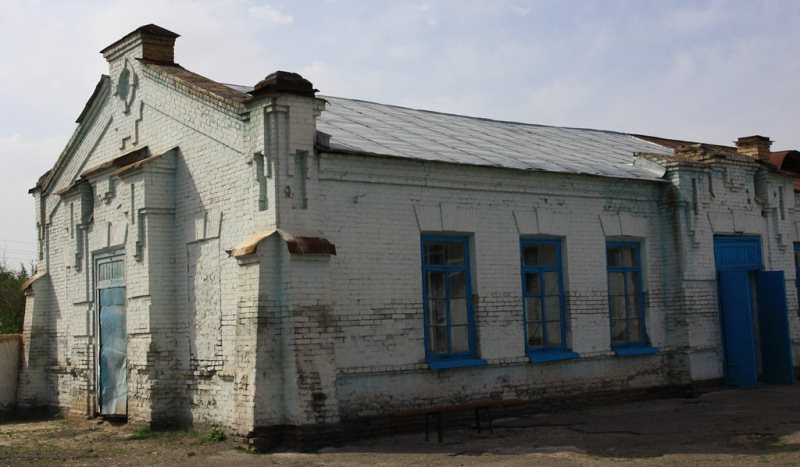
left=227, top=229, right=336, bottom=258
left=21, top=270, right=48, bottom=292
left=80, top=147, right=150, bottom=179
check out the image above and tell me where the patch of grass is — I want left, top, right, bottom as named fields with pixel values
left=3, top=444, right=28, bottom=455
left=34, top=441, right=58, bottom=453
left=773, top=438, right=790, bottom=448
left=764, top=437, right=800, bottom=455
left=128, top=427, right=160, bottom=440
left=237, top=446, right=259, bottom=455
left=206, top=427, right=226, bottom=442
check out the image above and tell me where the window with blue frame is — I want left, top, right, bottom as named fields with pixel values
left=606, top=242, right=648, bottom=349
left=794, top=243, right=800, bottom=314
left=421, top=236, right=484, bottom=370
left=521, top=239, right=576, bottom=362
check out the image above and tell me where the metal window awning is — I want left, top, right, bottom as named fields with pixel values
left=20, top=270, right=48, bottom=292
left=227, top=229, right=336, bottom=258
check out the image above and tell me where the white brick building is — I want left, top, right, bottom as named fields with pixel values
left=19, top=25, right=800, bottom=448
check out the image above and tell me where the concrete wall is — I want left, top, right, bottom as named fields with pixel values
left=0, top=334, right=20, bottom=411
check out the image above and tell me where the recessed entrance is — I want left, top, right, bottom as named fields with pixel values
left=714, top=236, right=793, bottom=388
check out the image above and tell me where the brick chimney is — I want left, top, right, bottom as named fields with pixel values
left=249, top=71, right=318, bottom=98
left=736, top=135, right=772, bottom=162
left=101, top=24, right=179, bottom=64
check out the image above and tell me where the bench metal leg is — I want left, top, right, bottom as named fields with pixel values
left=425, top=413, right=430, bottom=442
left=424, top=405, right=503, bottom=442
left=474, top=407, right=494, bottom=435
left=425, top=412, right=444, bottom=443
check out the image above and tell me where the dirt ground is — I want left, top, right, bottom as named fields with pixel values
left=4, top=384, right=800, bottom=466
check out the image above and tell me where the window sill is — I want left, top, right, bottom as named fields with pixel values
left=527, top=350, right=579, bottom=363
left=612, top=346, right=659, bottom=357
left=428, top=357, right=487, bottom=371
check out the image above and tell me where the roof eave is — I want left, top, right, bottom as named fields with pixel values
left=317, top=147, right=670, bottom=184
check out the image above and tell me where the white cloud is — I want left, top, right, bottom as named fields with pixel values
left=300, top=59, right=338, bottom=92
left=661, top=1, right=729, bottom=35
left=387, top=43, right=423, bottom=60
left=248, top=4, right=293, bottom=24
left=301, top=60, right=328, bottom=77
left=409, top=2, right=438, bottom=26
left=526, top=81, right=592, bottom=126
left=510, top=5, right=531, bottom=16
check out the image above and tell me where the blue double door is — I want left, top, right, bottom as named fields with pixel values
left=715, top=237, right=794, bottom=388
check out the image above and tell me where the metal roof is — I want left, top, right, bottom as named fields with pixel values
left=220, top=84, right=675, bottom=180
left=315, top=96, right=674, bottom=180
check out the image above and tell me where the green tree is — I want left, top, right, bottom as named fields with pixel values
left=0, top=260, right=29, bottom=334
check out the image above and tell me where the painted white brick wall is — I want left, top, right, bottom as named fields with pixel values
left=312, top=154, right=674, bottom=416
left=19, top=26, right=800, bottom=441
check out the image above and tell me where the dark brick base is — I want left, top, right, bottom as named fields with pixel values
left=235, top=380, right=726, bottom=452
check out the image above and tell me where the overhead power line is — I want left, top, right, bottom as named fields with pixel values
left=0, top=238, right=36, bottom=245
left=0, top=247, right=36, bottom=254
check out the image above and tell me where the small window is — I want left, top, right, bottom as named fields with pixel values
left=607, top=242, right=648, bottom=348
left=521, top=239, right=575, bottom=363
left=421, top=235, right=485, bottom=370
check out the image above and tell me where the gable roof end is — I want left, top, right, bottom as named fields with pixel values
left=38, top=75, right=112, bottom=194
left=76, top=75, right=111, bottom=124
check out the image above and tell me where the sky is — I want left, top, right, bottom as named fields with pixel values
left=1, top=0, right=799, bottom=269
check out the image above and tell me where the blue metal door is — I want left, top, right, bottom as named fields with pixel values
left=97, top=256, right=126, bottom=416
left=99, top=286, right=127, bottom=415
left=718, top=270, right=758, bottom=389
left=756, top=271, right=795, bottom=384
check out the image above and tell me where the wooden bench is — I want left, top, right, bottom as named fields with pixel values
left=394, top=399, right=526, bottom=443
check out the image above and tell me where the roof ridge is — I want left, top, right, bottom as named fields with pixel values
left=218, top=82, right=659, bottom=139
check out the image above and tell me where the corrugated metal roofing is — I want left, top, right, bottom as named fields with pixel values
left=315, top=96, right=673, bottom=180
left=222, top=83, right=255, bottom=94
left=223, top=84, right=674, bottom=180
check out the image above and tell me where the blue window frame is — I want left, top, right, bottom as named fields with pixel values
left=520, top=239, right=577, bottom=363
left=421, top=235, right=484, bottom=370
left=607, top=242, right=649, bottom=349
